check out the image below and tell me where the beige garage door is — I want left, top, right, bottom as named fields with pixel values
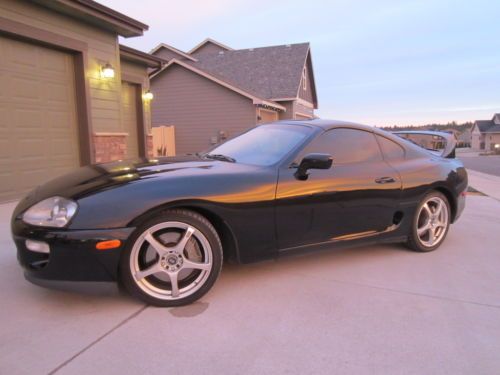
left=258, top=108, right=278, bottom=124
left=121, top=81, right=140, bottom=159
left=295, top=114, right=312, bottom=120
left=0, top=36, right=80, bottom=202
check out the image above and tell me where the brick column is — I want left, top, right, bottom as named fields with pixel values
left=146, top=134, right=154, bottom=158
left=92, top=133, right=127, bottom=163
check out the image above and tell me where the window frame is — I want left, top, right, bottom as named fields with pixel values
left=292, top=127, right=384, bottom=166
left=302, top=67, right=307, bottom=91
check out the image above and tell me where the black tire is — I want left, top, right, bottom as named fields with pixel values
left=406, top=191, right=451, bottom=252
left=119, top=209, right=223, bottom=307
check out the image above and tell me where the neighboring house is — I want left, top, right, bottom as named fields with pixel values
left=0, top=0, right=162, bottom=202
left=457, top=128, right=472, bottom=147
left=149, top=38, right=318, bottom=154
left=471, top=114, right=500, bottom=151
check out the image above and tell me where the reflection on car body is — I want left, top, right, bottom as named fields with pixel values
left=12, top=119, right=467, bottom=306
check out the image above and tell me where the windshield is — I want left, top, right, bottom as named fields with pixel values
left=207, top=125, right=310, bottom=166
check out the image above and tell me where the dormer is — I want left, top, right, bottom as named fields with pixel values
left=493, top=113, right=500, bottom=125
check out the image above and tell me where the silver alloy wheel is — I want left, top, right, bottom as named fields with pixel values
left=416, top=196, right=449, bottom=247
left=130, top=221, right=213, bottom=300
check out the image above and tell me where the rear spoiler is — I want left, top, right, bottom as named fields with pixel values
left=393, top=131, right=456, bottom=158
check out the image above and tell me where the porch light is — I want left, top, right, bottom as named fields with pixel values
left=495, top=144, right=500, bottom=149
left=100, top=63, right=115, bottom=79
left=143, top=90, right=154, bottom=101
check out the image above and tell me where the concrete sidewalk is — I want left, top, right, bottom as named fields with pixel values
left=467, top=169, right=500, bottom=201
left=1, top=197, right=500, bottom=374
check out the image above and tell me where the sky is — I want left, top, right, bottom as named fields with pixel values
left=100, top=0, right=500, bottom=127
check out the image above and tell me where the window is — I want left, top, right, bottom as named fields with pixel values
left=208, top=125, right=310, bottom=166
left=377, top=135, right=405, bottom=161
left=302, top=67, right=307, bottom=90
left=305, top=128, right=382, bottom=164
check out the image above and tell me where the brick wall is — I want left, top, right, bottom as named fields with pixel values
left=93, top=134, right=127, bottom=163
left=146, top=135, right=154, bottom=158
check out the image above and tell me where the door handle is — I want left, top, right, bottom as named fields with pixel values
left=375, top=177, right=396, bottom=184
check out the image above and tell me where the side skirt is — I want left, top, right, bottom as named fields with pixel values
left=278, top=224, right=407, bottom=258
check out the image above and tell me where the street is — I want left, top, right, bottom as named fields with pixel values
left=459, top=154, right=500, bottom=177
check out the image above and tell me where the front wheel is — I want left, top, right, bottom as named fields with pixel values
left=120, top=209, right=223, bottom=307
left=407, top=191, right=451, bottom=252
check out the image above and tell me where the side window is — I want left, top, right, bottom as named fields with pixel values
left=377, top=135, right=405, bottom=161
left=306, top=128, right=382, bottom=164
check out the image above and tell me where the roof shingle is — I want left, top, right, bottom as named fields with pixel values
left=475, top=119, right=500, bottom=133
left=186, top=42, right=311, bottom=100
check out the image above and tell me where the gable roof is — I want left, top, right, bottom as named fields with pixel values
left=150, top=41, right=317, bottom=110
left=474, top=116, right=500, bottom=133
left=149, top=43, right=198, bottom=62
left=188, top=38, right=233, bottom=55
left=186, top=43, right=315, bottom=105
left=494, top=113, right=500, bottom=124
left=151, top=59, right=285, bottom=111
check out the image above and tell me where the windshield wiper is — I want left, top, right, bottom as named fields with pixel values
left=203, top=153, right=236, bottom=163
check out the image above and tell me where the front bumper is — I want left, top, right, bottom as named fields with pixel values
left=12, top=219, right=135, bottom=282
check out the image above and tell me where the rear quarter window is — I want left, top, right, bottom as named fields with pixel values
left=377, top=135, right=405, bottom=161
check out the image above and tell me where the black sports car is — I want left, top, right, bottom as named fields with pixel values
left=11, top=120, right=467, bottom=306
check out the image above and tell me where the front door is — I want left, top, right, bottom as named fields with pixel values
left=275, top=128, right=401, bottom=250
left=121, top=81, right=141, bottom=159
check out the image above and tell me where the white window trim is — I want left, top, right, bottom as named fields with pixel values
left=302, top=67, right=307, bottom=91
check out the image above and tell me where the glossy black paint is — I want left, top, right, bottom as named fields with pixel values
left=12, top=119, right=468, bottom=282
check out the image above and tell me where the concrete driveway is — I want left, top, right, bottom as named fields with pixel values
left=1, top=195, right=500, bottom=375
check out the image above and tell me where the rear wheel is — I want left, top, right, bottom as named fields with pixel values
left=407, top=191, right=450, bottom=252
left=120, top=209, right=223, bottom=307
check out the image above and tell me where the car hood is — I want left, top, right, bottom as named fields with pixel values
left=16, top=155, right=257, bottom=212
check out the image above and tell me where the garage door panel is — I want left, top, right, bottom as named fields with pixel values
left=51, top=139, right=77, bottom=158
left=0, top=36, right=80, bottom=202
left=0, top=72, right=5, bottom=98
left=121, top=81, right=139, bottom=159
left=46, top=82, right=74, bottom=105
left=41, top=50, right=70, bottom=73
left=0, top=139, right=12, bottom=161
left=0, top=107, right=7, bottom=127
left=0, top=172, right=15, bottom=195
left=8, top=42, right=38, bottom=67
left=14, top=108, right=44, bottom=129
left=11, top=75, right=41, bottom=101
left=48, top=110, right=75, bottom=130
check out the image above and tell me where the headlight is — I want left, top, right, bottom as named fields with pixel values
left=22, top=196, right=78, bottom=228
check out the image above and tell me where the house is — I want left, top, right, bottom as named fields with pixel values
left=457, top=128, right=472, bottom=148
left=0, top=0, right=162, bottom=202
left=149, top=39, right=318, bottom=154
left=471, top=114, right=500, bottom=151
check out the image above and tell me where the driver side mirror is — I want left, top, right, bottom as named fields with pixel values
left=295, top=153, right=333, bottom=180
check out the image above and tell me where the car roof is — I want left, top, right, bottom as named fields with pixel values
left=276, top=119, right=375, bottom=132
left=273, top=119, right=431, bottom=158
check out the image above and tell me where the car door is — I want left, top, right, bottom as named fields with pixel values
left=275, top=127, right=402, bottom=250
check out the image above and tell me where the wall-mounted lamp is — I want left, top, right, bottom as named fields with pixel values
left=143, top=90, right=154, bottom=101
left=100, top=63, right=115, bottom=79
